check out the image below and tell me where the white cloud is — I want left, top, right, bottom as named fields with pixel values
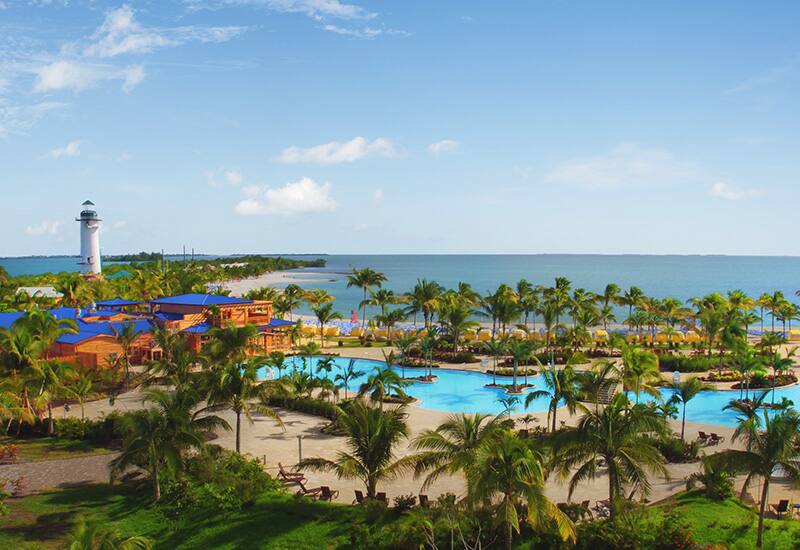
left=219, top=0, right=375, bottom=20
left=235, top=177, right=336, bottom=215
left=322, top=24, right=408, bottom=39
left=33, top=60, right=143, bottom=93
left=373, top=188, right=383, bottom=203
left=80, top=5, right=246, bottom=58
left=207, top=168, right=243, bottom=186
left=48, top=139, right=81, bottom=158
left=544, top=143, right=698, bottom=190
left=709, top=182, right=762, bottom=201
left=0, top=100, right=64, bottom=138
left=277, top=136, right=395, bottom=164
left=25, top=220, right=62, bottom=236
left=427, top=139, right=459, bottom=156
left=122, top=65, right=145, bottom=92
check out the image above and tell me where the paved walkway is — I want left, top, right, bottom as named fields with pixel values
left=0, top=453, right=116, bottom=496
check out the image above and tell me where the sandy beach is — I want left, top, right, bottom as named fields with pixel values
left=220, top=270, right=341, bottom=296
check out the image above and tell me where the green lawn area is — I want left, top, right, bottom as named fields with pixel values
left=0, top=437, right=113, bottom=463
left=658, top=491, right=800, bottom=550
left=1, top=484, right=363, bottom=549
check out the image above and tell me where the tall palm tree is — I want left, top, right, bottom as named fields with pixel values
left=204, top=324, right=257, bottom=365
left=311, top=303, right=342, bottom=348
left=110, top=388, right=224, bottom=501
left=404, top=279, right=442, bottom=328
left=334, top=359, right=363, bottom=400
left=506, top=339, right=532, bottom=392
left=525, top=362, right=582, bottom=432
left=280, top=284, right=305, bottom=321
left=576, top=359, right=620, bottom=413
left=358, top=365, right=409, bottom=409
left=714, top=411, right=800, bottom=548
left=552, top=394, right=669, bottom=517
left=63, top=373, right=93, bottom=420
left=374, top=308, right=406, bottom=344
left=111, top=320, right=139, bottom=383
left=204, top=360, right=283, bottom=453
left=467, top=429, right=575, bottom=548
left=299, top=400, right=409, bottom=498
left=27, top=359, right=75, bottom=434
left=437, top=298, right=478, bottom=351
left=409, top=413, right=503, bottom=495
left=483, top=336, right=508, bottom=386
left=394, top=335, right=418, bottom=379
left=346, top=268, right=387, bottom=329
left=669, top=377, right=712, bottom=441
left=297, top=342, right=321, bottom=377
left=620, top=286, right=644, bottom=331
left=264, top=351, right=286, bottom=379
left=315, top=356, right=336, bottom=380
left=621, top=344, right=660, bottom=403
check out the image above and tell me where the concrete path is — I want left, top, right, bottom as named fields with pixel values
left=0, top=453, right=116, bottom=496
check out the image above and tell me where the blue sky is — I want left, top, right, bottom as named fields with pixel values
left=1, top=1, right=798, bottom=256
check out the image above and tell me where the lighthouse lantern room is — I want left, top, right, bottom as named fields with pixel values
left=76, top=200, right=102, bottom=277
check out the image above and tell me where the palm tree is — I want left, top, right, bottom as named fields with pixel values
left=311, top=303, right=342, bottom=348
left=714, top=410, right=800, bottom=548
left=394, top=335, right=418, bottom=379
left=409, top=413, right=503, bottom=495
left=297, top=342, right=321, bottom=376
left=374, top=308, right=406, bottom=344
left=506, top=339, right=532, bottom=392
left=110, top=389, right=221, bottom=501
left=621, top=344, right=660, bottom=403
left=467, top=429, right=575, bottom=548
left=66, top=518, right=152, bottom=550
left=437, top=298, right=478, bottom=351
left=26, top=359, right=74, bottom=434
left=334, top=359, right=363, bottom=400
left=204, top=324, right=257, bottom=365
left=620, top=286, right=644, bottom=330
left=552, top=394, right=668, bottom=517
left=404, top=278, right=442, bottom=328
left=278, top=284, right=304, bottom=321
left=483, top=336, right=508, bottom=386
left=346, top=268, right=387, bottom=329
left=576, top=359, right=620, bottom=413
left=63, top=373, right=93, bottom=420
left=669, top=377, right=711, bottom=441
left=315, top=356, right=336, bottom=380
left=299, top=400, right=409, bottom=498
left=766, top=350, right=794, bottom=405
left=525, top=362, right=582, bottom=432
left=304, top=288, right=334, bottom=308
left=204, top=360, right=283, bottom=453
left=264, top=351, right=286, bottom=379
left=111, top=320, right=139, bottom=384
left=358, top=365, right=409, bottom=409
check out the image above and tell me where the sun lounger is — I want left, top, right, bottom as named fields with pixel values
left=295, top=480, right=323, bottom=497
left=592, top=499, right=611, bottom=518
left=419, top=494, right=430, bottom=508
left=709, top=433, right=725, bottom=445
left=376, top=492, right=388, bottom=503
left=319, top=486, right=339, bottom=502
left=278, top=462, right=306, bottom=484
left=353, top=489, right=365, bottom=504
left=697, top=431, right=709, bottom=444
left=771, top=499, right=789, bottom=518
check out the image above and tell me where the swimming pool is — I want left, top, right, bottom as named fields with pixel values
left=263, top=356, right=798, bottom=427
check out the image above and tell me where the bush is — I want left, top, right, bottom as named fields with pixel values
left=577, top=509, right=697, bottom=550
left=659, top=354, right=734, bottom=373
left=655, top=435, right=700, bottom=464
left=392, top=494, right=417, bottom=512
left=11, top=411, right=129, bottom=443
left=263, top=395, right=338, bottom=420
left=685, top=460, right=734, bottom=501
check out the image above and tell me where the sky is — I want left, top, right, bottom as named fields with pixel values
left=0, top=0, right=798, bottom=256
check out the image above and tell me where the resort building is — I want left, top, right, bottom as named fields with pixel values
left=0, top=293, right=295, bottom=369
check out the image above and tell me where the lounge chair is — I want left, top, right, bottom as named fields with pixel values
left=697, top=431, right=709, bottom=444
left=518, top=429, right=529, bottom=438
left=295, top=480, right=323, bottom=497
left=593, top=499, right=611, bottom=518
left=419, top=494, right=430, bottom=508
left=709, top=433, right=725, bottom=445
left=376, top=492, right=388, bottom=503
left=319, top=486, right=339, bottom=502
left=771, top=499, right=789, bottom=518
left=353, top=490, right=365, bottom=504
left=278, top=462, right=306, bottom=484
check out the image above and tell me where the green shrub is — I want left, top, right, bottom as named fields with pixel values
left=659, top=354, right=734, bottom=373
left=392, top=494, right=416, bottom=512
left=685, top=460, right=734, bottom=501
left=577, top=509, right=697, bottom=550
left=655, top=435, right=700, bottom=464
left=263, top=395, right=338, bottom=420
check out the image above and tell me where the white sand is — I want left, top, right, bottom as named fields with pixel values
left=220, top=270, right=340, bottom=296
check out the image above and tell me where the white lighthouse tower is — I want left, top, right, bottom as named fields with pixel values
left=76, top=200, right=102, bottom=277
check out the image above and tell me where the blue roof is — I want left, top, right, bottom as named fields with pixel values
left=0, top=312, right=25, bottom=329
left=56, top=319, right=155, bottom=345
left=96, top=297, right=140, bottom=307
left=151, top=293, right=252, bottom=307
left=181, top=322, right=212, bottom=334
left=258, top=319, right=296, bottom=330
left=153, top=311, right=184, bottom=322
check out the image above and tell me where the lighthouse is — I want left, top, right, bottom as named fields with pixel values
left=76, top=200, right=102, bottom=276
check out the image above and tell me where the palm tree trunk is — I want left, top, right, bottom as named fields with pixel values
left=235, top=411, right=241, bottom=453
left=757, top=479, right=769, bottom=548
left=551, top=403, right=557, bottom=432
left=362, top=288, right=368, bottom=329
left=48, top=403, right=54, bottom=435
left=512, top=360, right=518, bottom=391
left=681, top=404, right=687, bottom=442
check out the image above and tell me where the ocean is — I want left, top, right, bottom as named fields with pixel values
left=3, top=255, right=800, bottom=319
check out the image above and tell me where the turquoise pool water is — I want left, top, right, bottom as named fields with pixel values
left=264, top=356, right=799, bottom=427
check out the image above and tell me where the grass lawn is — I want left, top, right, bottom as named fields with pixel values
left=1, top=483, right=364, bottom=549
left=0, top=437, right=113, bottom=463
left=660, top=491, right=800, bottom=550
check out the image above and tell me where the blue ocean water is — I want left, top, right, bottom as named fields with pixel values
left=4, top=254, right=800, bottom=318
left=268, top=356, right=792, bottom=426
